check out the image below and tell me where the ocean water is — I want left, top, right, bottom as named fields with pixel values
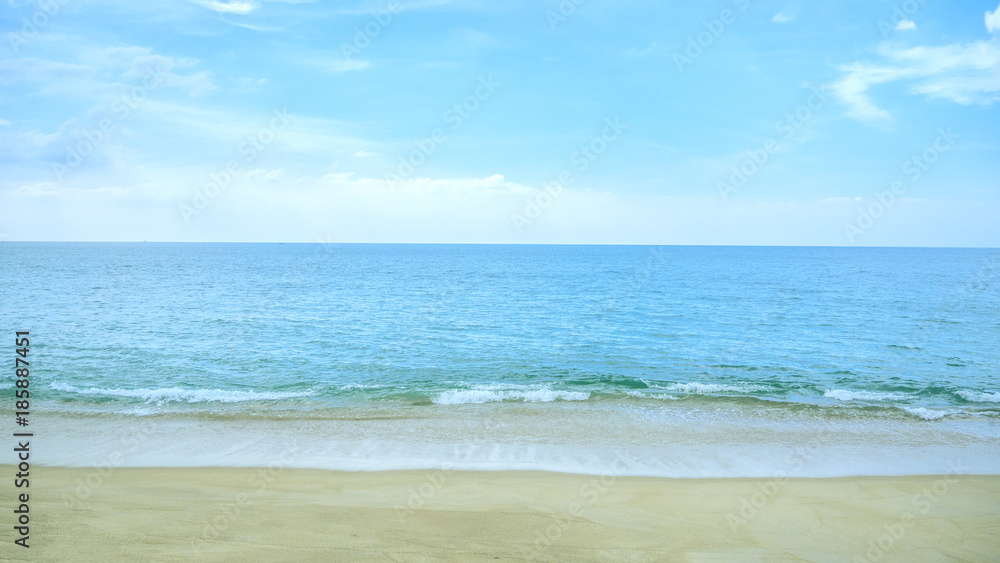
left=3, top=243, right=999, bottom=476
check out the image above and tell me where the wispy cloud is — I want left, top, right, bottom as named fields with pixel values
left=895, top=19, right=916, bottom=31
left=192, top=0, right=258, bottom=14
left=453, top=28, right=495, bottom=50
left=311, top=58, right=371, bottom=73
left=621, top=42, right=667, bottom=58
left=772, top=11, right=794, bottom=24
left=217, top=17, right=285, bottom=31
left=0, top=59, right=95, bottom=85
left=831, top=11, right=1000, bottom=121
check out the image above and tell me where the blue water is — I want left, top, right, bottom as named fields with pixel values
left=3, top=243, right=999, bottom=475
left=4, top=243, right=998, bottom=413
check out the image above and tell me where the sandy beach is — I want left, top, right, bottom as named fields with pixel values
left=5, top=466, right=999, bottom=562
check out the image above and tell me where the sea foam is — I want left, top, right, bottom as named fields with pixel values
left=662, top=382, right=770, bottom=394
left=432, top=385, right=589, bottom=405
left=902, top=407, right=952, bottom=420
left=956, top=389, right=1000, bottom=403
left=624, top=390, right=679, bottom=400
left=49, top=382, right=314, bottom=405
left=824, top=389, right=911, bottom=402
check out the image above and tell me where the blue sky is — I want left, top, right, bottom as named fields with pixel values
left=1, top=0, right=999, bottom=245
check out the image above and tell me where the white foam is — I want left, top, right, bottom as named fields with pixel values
left=625, top=390, right=679, bottom=400
left=956, top=390, right=1000, bottom=403
left=432, top=386, right=589, bottom=405
left=902, top=407, right=951, bottom=420
left=121, top=406, right=158, bottom=416
left=49, top=382, right=314, bottom=405
left=824, top=389, right=910, bottom=402
left=662, top=382, right=768, bottom=394
left=338, top=384, right=386, bottom=391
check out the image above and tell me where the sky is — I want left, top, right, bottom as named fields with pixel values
left=1, top=0, right=999, bottom=245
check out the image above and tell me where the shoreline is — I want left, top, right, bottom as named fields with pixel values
left=27, top=410, right=1000, bottom=478
left=9, top=466, right=1000, bottom=561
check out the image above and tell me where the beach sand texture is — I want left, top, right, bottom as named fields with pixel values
left=4, top=466, right=999, bottom=562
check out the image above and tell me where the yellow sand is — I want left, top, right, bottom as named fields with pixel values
left=3, top=466, right=999, bottom=562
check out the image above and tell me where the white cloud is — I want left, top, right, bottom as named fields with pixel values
left=454, top=28, right=495, bottom=50
left=108, top=99, right=371, bottom=156
left=5, top=48, right=218, bottom=99
left=772, top=11, right=793, bottom=23
left=193, top=0, right=258, bottom=14
left=313, top=58, right=371, bottom=73
left=829, top=65, right=894, bottom=121
left=830, top=32, right=1000, bottom=121
left=0, top=58, right=95, bottom=84
left=622, top=42, right=667, bottom=58
left=15, top=182, right=60, bottom=196
left=117, top=50, right=217, bottom=97
left=0, top=119, right=10, bottom=126
left=832, top=3, right=1000, bottom=121
left=247, top=168, right=284, bottom=182
left=222, top=19, right=284, bottom=32
left=819, top=197, right=863, bottom=204
left=987, top=1, right=1000, bottom=33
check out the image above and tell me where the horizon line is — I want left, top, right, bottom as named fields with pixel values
left=2, top=241, right=998, bottom=250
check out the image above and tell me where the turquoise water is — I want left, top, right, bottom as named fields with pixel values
left=3, top=243, right=999, bottom=475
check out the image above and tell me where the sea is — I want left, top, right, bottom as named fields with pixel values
left=2, top=243, right=999, bottom=477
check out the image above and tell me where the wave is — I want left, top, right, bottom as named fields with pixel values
left=49, top=382, right=315, bottom=405
left=956, top=389, right=1000, bottom=403
left=338, top=383, right=387, bottom=391
left=41, top=379, right=1000, bottom=419
left=624, top=390, right=679, bottom=400
left=432, top=385, right=590, bottom=405
left=901, top=407, right=952, bottom=420
left=659, top=382, right=771, bottom=394
left=824, top=389, right=912, bottom=402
